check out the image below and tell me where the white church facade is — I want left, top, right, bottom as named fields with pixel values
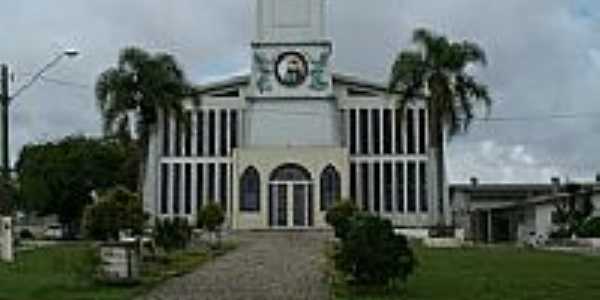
left=143, top=0, right=449, bottom=230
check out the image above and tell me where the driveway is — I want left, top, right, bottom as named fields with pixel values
left=140, top=231, right=332, bottom=300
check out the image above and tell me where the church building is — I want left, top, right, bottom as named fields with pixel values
left=143, top=0, right=449, bottom=230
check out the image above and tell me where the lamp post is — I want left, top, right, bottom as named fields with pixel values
left=0, top=49, right=79, bottom=179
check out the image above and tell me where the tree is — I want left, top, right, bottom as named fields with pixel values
left=82, top=186, right=147, bottom=241
left=0, top=177, right=17, bottom=215
left=198, top=203, right=225, bottom=247
left=388, top=28, right=491, bottom=225
left=16, top=136, right=135, bottom=237
left=95, top=47, right=192, bottom=193
left=325, top=200, right=358, bottom=239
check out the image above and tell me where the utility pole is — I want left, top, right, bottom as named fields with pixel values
left=0, top=65, right=9, bottom=180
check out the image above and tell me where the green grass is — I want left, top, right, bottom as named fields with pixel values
left=0, top=243, right=236, bottom=300
left=334, top=246, right=600, bottom=300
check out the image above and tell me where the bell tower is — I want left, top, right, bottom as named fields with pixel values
left=250, top=0, right=333, bottom=98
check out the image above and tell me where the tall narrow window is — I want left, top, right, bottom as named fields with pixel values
left=230, top=110, right=238, bottom=151
left=320, top=165, right=341, bottom=211
left=395, top=108, right=403, bottom=154
left=160, top=163, right=169, bottom=214
left=359, top=109, right=369, bottom=155
left=184, top=112, right=192, bottom=156
left=373, top=162, right=381, bottom=213
left=384, top=162, right=392, bottom=212
left=419, top=161, right=428, bottom=212
left=396, top=162, right=405, bottom=213
left=350, top=163, right=357, bottom=205
left=184, top=163, right=192, bottom=214
left=220, top=110, right=228, bottom=156
left=197, top=164, right=204, bottom=209
left=418, top=109, right=426, bottom=154
left=383, top=109, right=392, bottom=154
left=360, top=163, right=369, bottom=211
left=220, top=163, right=228, bottom=210
left=371, top=110, right=381, bottom=155
left=174, top=114, right=181, bottom=157
left=197, top=111, right=204, bottom=156
left=208, top=110, right=216, bottom=156
left=407, top=108, right=415, bottom=154
left=208, top=163, right=215, bottom=202
left=349, top=110, right=357, bottom=155
left=162, top=110, right=170, bottom=156
left=407, top=162, right=416, bottom=212
left=240, top=167, right=260, bottom=211
left=173, top=164, right=181, bottom=214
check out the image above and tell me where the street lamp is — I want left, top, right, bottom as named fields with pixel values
left=0, top=49, right=80, bottom=178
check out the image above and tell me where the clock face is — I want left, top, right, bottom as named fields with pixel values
left=275, top=52, right=308, bottom=87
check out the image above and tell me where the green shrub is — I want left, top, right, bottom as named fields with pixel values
left=81, top=187, right=147, bottom=241
left=334, top=214, right=416, bottom=287
left=325, top=200, right=357, bottom=239
left=198, top=203, right=225, bottom=232
left=577, top=217, right=600, bottom=238
left=550, top=227, right=571, bottom=239
left=19, top=229, right=34, bottom=240
left=154, top=217, right=192, bottom=252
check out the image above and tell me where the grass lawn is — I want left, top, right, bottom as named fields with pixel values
left=0, top=242, right=235, bottom=300
left=334, top=246, right=600, bottom=300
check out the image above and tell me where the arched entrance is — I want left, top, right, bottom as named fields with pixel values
left=268, top=164, right=314, bottom=228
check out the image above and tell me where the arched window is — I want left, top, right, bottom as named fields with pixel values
left=270, top=163, right=312, bottom=181
left=320, top=165, right=340, bottom=211
left=240, top=167, right=260, bottom=211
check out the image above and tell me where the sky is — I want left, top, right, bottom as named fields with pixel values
left=0, top=0, right=599, bottom=184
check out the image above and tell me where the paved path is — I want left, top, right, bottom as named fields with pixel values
left=140, top=231, right=332, bottom=300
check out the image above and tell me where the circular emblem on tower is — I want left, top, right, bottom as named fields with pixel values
left=275, top=52, right=308, bottom=87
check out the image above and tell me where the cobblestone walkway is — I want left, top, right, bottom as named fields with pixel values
left=140, top=231, right=332, bottom=300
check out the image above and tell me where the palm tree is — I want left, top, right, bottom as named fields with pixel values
left=388, top=28, right=491, bottom=225
left=95, top=47, right=192, bottom=193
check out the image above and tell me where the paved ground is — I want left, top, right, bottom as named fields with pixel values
left=140, top=231, right=332, bottom=300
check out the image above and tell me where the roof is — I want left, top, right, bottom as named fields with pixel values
left=191, top=72, right=398, bottom=96
left=451, top=183, right=554, bottom=193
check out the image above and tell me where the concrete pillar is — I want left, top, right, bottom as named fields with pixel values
left=1, top=217, right=13, bottom=263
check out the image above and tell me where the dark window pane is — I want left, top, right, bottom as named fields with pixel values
left=407, top=162, right=416, bottom=212
left=160, top=163, right=169, bottom=214
left=420, top=162, right=428, bottom=212
left=373, top=163, right=380, bottom=213
left=220, top=110, right=228, bottom=156
left=208, top=110, right=216, bottom=156
left=185, top=112, right=192, bottom=156
left=384, top=162, right=392, bottom=212
left=162, top=110, right=170, bottom=156
left=359, top=109, right=369, bottom=155
left=320, top=166, right=340, bottom=211
left=220, top=163, right=228, bottom=210
left=372, top=110, right=380, bottom=155
left=208, top=163, right=215, bottom=202
left=240, top=167, right=260, bottom=211
left=349, top=110, right=357, bottom=155
left=396, top=162, right=405, bottom=213
left=185, top=164, right=192, bottom=214
left=407, top=108, right=415, bottom=154
left=230, top=110, right=238, bottom=150
left=383, top=109, right=392, bottom=154
left=419, top=109, right=426, bottom=154
left=270, top=164, right=311, bottom=181
left=197, top=164, right=204, bottom=209
left=173, top=164, right=181, bottom=214
left=395, top=109, right=403, bottom=154
left=197, top=111, right=204, bottom=156
left=361, top=163, right=369, bottom=211
left=350, top=163, right=357, bottom=204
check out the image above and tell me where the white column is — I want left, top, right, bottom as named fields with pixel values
left=403, top=109, right=408, bottom=155
left=403, top=160, right=408, bottom=214
left=1, top=217, right=14, bottom=263
left=179, top=164, right=185, bottom=216
left=287, top=183, right=294, bottom=227
left=203, top=163, right=209, bottom=206
left=355, top=109, right=360, bottom=155
left=392, top=161, right=397, bottom=216
left=379, top=108, right=384, bottom=155
left=416, top=160, right=420, bottom=215
left=368, top=162, right=374, bottom=212
left=367, top=110, right=372, bottom=155
left=169, top=113, right=176, bottom=157
left=344, top=110, right=350, bottom=148
left=238, top=109, right=244, bottom=148
left=203, top=109, right=209, bottom=157
left=391, top=108, right=397, bottom=154
left=215, top=163, right=221, bottom=204
left=192, top=111, right=198, bottom=156
left=167, top=164, right=174, bottom=217
left=356, top=161, right=363, bottom=210
left=191, top=163, right=198, bottom=220
left=226, top=109, right=232, bottom=156
left=379, top=159, right=384, bottom=214
left=215, top=109, right=221, bottom=156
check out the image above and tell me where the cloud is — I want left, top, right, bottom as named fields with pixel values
left=1, top=0, right=599, bottom=182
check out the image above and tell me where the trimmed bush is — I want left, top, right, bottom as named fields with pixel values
left=154, top=217, right=192, bottom=252
left=198, top=203, right=225, bottom=232
left=577, top=217, right=600, bottom=238
left=325, top=200, right=357, bottom=239
left=334, top=214, right=416, bottom=286
left=82, top=187, right=147, bottom=241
